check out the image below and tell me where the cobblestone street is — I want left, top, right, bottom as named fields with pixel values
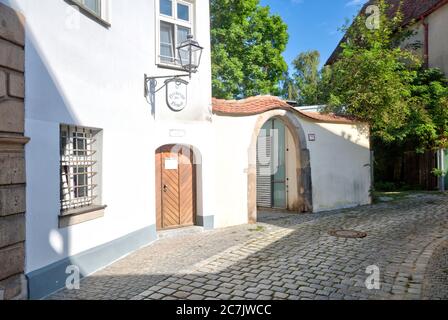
left=49, top=193, right=448, bottom=300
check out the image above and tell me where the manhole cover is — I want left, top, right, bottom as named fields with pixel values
left=328, top=230, right=367, bottom=239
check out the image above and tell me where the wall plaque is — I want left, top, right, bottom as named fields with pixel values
left=166, top=78, right=188, bottom=112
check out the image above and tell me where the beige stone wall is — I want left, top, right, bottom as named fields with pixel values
left=0, top=3, right=28, bottom=300
left=428, top=3, right=448, bottom=75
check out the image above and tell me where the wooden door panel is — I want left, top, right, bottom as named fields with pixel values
left=179, top=149, right=195, bottom=226
left=161, top=153, right=180, bottom=228
left=156, top=145, right=196, bottom=230
left=156, top=151, right=163, bottom=230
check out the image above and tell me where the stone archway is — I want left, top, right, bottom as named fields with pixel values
left=247, top=110, right=312, bottom=223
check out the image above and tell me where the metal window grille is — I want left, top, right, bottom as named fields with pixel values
left=60, top=125, right=98, bottom=212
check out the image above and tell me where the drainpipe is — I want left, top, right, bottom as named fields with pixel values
left=422, top=16, right=429, bottom=68
left=438, top=149, right=446, bottom=192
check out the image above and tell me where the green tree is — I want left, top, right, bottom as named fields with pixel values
left=405, top=68, right=448, bottom=151
left=291, top=50, right=321, bottom=105
left=281, top=74, right=299, bottom=101
left=287, top=50, right=333, bottom=106
left=323, top=0, right=421, bottom=143
left=211, top=0, right=289, bottom=99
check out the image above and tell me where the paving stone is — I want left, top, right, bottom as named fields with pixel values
left=191, top=288, right=206, bottom=295
left=148, top=293, right=165, bottom=300
left=188, top=294, right=205, bottom=300
left=46, top=194, right=448, bottom=301
left=159, top=288, right=176, bottom=295
left=216, top=287, right=232, bottom=295
left=273, top=292, right=289, bottom=299
left=173, top=291, right=190, bottom=299
left=202, top=284, right=217, bottom=291
left=204, top=291, right=219, bottom=298
left=260, top=289, right=274, bottom=296
left=244, top=292, right=259, bottom=299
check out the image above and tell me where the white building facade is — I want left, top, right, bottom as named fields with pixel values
left=0, top=0, right=215, bottom=299
left=0, top=0, right=372, bottom=300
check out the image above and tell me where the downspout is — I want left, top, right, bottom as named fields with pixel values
left=421, top=15, right=445, bottom=191
left=421, top=16, right=429, bottom=68
left=441, top=150, right=446, bottom=192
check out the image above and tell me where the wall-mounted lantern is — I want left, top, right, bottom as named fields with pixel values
left=177, top=34, right=204, bottom=76
left=144, top=34, right=204, bottom=98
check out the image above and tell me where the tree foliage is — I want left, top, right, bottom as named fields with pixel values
left=290, top=51, right=322, bottom=105
left=283, top=50, right=333, bottom=105
left=289, top=0, right=448, bottom=152
left=211, top=0, right=289, bottom=99
left=406, top=68, right=448, bottom=150
left=322, top=0, right=422, bottom=143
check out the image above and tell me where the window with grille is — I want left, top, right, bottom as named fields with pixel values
left=60, top=125, right=102, bottom=213
left=158, top=0, right=194, bottom=66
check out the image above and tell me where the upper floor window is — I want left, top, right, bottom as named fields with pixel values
left=73, top=0, right=101, bottom=16
left=158, top=0, right=194, bottom=66
left=70, top=0, right=110, bottom=26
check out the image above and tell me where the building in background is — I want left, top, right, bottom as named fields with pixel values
left=327, top=0, right=448, bottom=75
left=327, top=0, right=448, bottom=191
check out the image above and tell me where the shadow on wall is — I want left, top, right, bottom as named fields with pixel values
left=21, top=18, right=83, bottom=299
left=0, top=0, right=121, bottom=299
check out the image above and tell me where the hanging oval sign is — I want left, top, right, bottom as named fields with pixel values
left=165, top=78, right=188, bottom=112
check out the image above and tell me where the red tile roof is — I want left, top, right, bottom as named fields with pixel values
left=212, top=96, right=358, bottom=124
left=326, top=0, right=448, bottom=65
left=388, top=0, right=447, bottom=25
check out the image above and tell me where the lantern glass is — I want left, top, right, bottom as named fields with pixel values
left=177, top=35, right=203, bottom=74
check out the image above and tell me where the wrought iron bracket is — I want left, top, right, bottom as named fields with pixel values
left=144, top=73, right=190, bottom=97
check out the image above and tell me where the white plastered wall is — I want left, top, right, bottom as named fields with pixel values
left=213, top=112, right=371, bottom=228
left=0, top=0, right=214, bottom=274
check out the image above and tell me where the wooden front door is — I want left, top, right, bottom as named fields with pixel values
left=156, top=145, right=196, bottom=230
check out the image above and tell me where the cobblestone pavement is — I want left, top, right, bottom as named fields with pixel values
left=422, top=239, right=448, bottom=300
left=49, top=193, right=448, bottom=300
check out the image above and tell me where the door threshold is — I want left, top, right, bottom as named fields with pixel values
left=257, top=207, right=289, bottom=213
left=158, top=226, right=204, bottom=240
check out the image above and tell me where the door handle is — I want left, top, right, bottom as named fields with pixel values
left=163, top=185, right=168, bottom=193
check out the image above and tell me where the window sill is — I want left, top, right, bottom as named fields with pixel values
left=59, top=205, right=107, bottom=228
left=67, top=0, right=111, bottom=28
left=157, top=63, right=186, bottom=72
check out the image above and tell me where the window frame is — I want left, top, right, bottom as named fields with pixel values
left=59, top=124, right=104, bottom=217
left=156, top=0, right=195, bottom=69
left=70, top=0, right=111, bottom=27
left=76, top=0, right=101, bottom=17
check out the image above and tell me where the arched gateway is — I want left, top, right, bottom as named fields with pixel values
left=212, top=95, right=370, bottom=226
left=248, top=109, right=313, bottom=223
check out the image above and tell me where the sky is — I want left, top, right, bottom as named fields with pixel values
left=259, top=0, right=369, bottom=69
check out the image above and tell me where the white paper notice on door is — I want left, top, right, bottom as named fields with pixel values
left=165, top=158, right=179, bottom=170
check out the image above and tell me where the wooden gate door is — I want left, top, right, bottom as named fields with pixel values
left=156, top=145, right=196, bottom=230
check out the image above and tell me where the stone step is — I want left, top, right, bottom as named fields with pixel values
left=158, top=226, right=204, bottom=240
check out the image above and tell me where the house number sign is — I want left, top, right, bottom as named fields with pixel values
left=166, top=78, right=188, bottom=112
